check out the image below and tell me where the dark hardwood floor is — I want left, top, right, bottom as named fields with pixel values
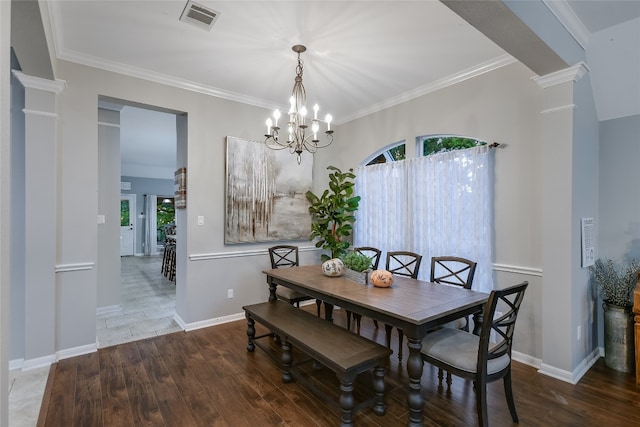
left=38, top=305, right=639, bottom=426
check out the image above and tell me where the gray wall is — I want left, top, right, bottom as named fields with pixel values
left=97, top=108, right=121, bottom=309
left=9, top=49, right=25, bottom=361
left=120, top=175, right=174, bottom=255
left=598, top=115, right=640, bottom=260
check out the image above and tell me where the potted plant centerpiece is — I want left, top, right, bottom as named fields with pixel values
left=306, top=166, right=361, bottom=264
left=341, top=252, right=372, bottom=285
left=588, top=257, right=639, bottom=373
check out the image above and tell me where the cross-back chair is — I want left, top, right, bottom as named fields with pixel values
left=268, top=245, right=318, bottom=315
left=346, top=247, right=382, bottom=334
left=384, top=251, right=422, bottom=359
left=421, top=281, right=529, bottom=427
left=430, top=255, right=478, bottom=382
left=430, top=256, right=477, bottom=331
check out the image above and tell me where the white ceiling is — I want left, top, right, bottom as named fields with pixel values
left=45, top=1, right=639, bottom=179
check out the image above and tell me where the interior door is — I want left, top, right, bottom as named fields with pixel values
left=120, top=194, right=135, bottom=256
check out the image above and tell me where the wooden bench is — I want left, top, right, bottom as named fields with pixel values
left=244, top=301, right=390, bottom=426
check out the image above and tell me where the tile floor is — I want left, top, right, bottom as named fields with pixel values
left=8, top=254, right=178, bottom=426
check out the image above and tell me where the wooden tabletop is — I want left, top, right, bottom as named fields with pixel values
left=264, top=264, right=489, bottom=336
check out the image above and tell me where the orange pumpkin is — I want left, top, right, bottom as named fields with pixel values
left=370, top=269, right=394, bottom=288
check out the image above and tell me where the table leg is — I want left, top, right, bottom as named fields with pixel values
left=268, top=278, right=277, bottom=302
left=472, top=311, right=484, bottom=335
left=324, top=302, right=334, bottom=322
left=406, top=337, right=424, bottom=426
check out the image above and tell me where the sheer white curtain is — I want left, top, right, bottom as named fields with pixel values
left=354, top=146, right=495, bottom=292
left=144, top=194, right=158, bottom=256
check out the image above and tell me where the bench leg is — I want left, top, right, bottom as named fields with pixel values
left=338, top=375, right=355, bottom=427
left=281, top=338, right=293, bottom=383
left=246, top=316, right=256, bottom=352
left=372, top=365, right=386, bottom=416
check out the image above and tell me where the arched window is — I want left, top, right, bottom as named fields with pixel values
left=418, top=135, right=486, bottom=156
left=363, top=135, right=485, bottom=166
left=364, top=141, right=405, bottom=165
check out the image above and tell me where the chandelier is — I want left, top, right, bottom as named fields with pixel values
left=264, top=45, right=333, bottom=164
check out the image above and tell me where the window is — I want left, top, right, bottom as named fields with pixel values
left=156, top=197, right=175, bottom=243
left=418, top=135, right=486, bottom=156
left=354, top=135, right=495, bottom=293
left=365, top=141, right=405, bottom=165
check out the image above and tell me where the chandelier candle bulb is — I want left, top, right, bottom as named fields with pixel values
left=325, top=114, right=332, bottom=131
left=313, top=104, right=319, bottom=119
left=266, top=118, right=272, bottom=135
left=273, top=109, right=280, bottom=127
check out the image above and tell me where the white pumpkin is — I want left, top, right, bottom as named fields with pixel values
left=370, top=269, right=394, bottom=288
left=322, top=258, right=344, bottom=276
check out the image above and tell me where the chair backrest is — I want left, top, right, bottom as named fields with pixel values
left=386, top=251, right=422, bottom=279
left=430, top=256, right=477, bottom=289
left=478, top=281, right=528, bottom=376
left=268, top=245, right=299, bottom=269
left=354, top=247, right=382, bottom=270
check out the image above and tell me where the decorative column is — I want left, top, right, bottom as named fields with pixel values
left=12, top=71, right=66, bottom=366
left=533, top=63, right=589, bottom=380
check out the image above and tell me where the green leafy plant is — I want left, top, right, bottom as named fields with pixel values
left=306, top=166, right=361, bottom=261
left=588, top=258, right=639, bottom=307
left=341, top=252, right=372, bottom=273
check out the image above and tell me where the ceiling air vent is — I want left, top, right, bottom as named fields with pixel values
left=179, top=1, right=220, bottom=31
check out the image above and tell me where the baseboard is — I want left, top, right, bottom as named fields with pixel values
left=174, top=311, right=245, bottom=332
left=9, top=358, right=24, bottom=371
left=56, top=343, right=97, bottom=361
left=537, top=347, right=601, bottom=385
left=512, top=350, right=541, bottom=368
left=96, top=304, right=122, bottom=315
left=18, top=343, right=98, bottom=371
left=572, top=348, right=601, bottom=382
left=22, top=354, right=56, bottom=371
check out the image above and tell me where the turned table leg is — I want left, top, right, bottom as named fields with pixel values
left=406, top=337, right=424, bottom=426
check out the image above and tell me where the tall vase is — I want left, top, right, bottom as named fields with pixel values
left=603, top=302, right=634, bottom=373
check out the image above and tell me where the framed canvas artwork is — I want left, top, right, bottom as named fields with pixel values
left=174, top=167, right=186, bottom=209
left=225, top=136, right=312, bottom=243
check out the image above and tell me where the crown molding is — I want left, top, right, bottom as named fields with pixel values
left=342, top=54, right=517, bottom=124
left=11, top=70, right=66, bottom=93
left=56, top=47, right=278, bottom=111
left=542, top=0, right=590, bottom=50
left=532, top=62, right=589, bottom=88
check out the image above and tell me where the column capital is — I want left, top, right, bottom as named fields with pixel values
left=11, top=70, right=66, bottom=94
left=532, top=62, right=589, bottom=89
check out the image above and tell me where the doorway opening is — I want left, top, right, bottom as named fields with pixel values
left=97, top=98, right=184, bottom=348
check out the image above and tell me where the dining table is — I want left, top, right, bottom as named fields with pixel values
left=264, top=264, right=489, bottom=427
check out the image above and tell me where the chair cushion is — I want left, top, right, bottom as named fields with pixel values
left=421, top=328, right=510, bottom=375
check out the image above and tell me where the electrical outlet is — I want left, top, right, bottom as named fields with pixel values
left=227, top=289, right=233, bottom=299
left=577, top=325, right=581, bottom=341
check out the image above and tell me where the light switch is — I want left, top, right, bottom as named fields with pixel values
left=97, top=215, right=105, bottom=224
left=197, top=216, right=204, bottom=225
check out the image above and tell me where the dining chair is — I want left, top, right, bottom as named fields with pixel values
left=346, top=247, right=382, bottom=334
left=421, top=281, right=529, bottom=427
left=430, top=256, right=478, bottom=382
left=384, top=251, right=422, bottom=359
left=268, top=245, right=319, bottom=315
left=430, top=256, right=477, bottom=331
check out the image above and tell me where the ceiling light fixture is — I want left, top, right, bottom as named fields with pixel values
left=264, top=45, right=333, bottom=164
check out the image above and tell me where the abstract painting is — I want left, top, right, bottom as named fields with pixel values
left=225, top=136, right=313, bottom=243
